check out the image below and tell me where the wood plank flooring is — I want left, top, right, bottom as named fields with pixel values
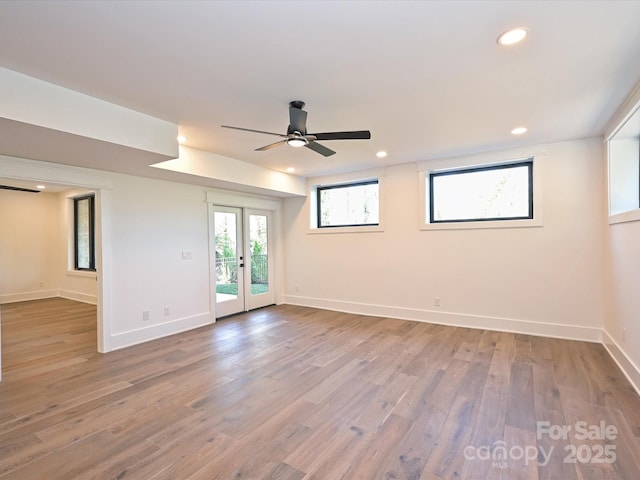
left=1, top=298, right=639, bottom=479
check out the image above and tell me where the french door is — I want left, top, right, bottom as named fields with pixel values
left=212, top=206, right=274, bottom=318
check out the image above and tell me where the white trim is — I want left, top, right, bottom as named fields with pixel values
left=421, top=219, right=543, bottom=231
left=282, top=295, right=602, bottom=343
left=604, top=85, right=640, bottom=141
left=0, top=155, right=113, bottom=190
left=608, top=209, right=640, bottom=225
left=602, top=329, right=640, bottom=396
left=109, top=312, right=215, bottom=351
left=307, top=225, right=385, bottom=234
left=65, top=269, right=98, bottom=279
left=206, top=189, right=282, bottom=210
left=0, top=290, right=60, bottom=304
left=0, top=290, right=96, bottom=305
left=59, top=290, right=97, bottom=305
left=307, top=167, right=387, bottom=187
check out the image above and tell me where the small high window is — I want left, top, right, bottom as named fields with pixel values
left=74, top=195, right=96, bottom=271
left=317, top=180, right=379, bottom=228
left=429, top=160, right=533, bottom=223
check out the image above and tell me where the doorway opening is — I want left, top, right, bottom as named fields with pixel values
left=212, top=206, right=275, bottom=318
left=0, top=180, right=104, bottom=381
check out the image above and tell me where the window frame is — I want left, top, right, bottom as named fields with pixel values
left=418, top=151, right=544, bottom=231
left=428, top=159, right=534, bottom=224
left=607, top=100, right=640, bottom=225
left=315, top=179, right=380, bottom=229
left=73, top=194, right=96, bottom=271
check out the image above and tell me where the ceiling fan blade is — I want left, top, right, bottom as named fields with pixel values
left=221, top=125, right=286, bottom=137
left=288, top=106, right=307, bottom=134
left=309, top=130, right=371, bottom=141
left=255, top=140, right=287, bottom=151
left=305, top=141, right=336, bottom=157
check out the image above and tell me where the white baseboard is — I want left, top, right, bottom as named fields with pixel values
left=0, top=290, right=97, bottom=305
left=0, top=290, right=60, bottom=304
left=602, top=329, right=640, bottom=396
left=59, top=290, right=97, bottom=305
left=282, top=295, right=602, bottom=343
left=109, top=312, right=215, bottom=351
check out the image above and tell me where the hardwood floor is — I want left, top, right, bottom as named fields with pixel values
left=0, top=298, right=639, bottom=479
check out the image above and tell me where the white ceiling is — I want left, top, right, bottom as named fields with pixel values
left=1, top=0, right=640, bottom=179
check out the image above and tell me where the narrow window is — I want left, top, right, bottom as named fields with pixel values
left=429, top=160, right=533, bottom=223
left=74, top=195, right=96, bottom=270
left=317, top=180, right=379, bottom=228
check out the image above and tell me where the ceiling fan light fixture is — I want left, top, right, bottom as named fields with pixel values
left=287, top=136, right=308, bottom=148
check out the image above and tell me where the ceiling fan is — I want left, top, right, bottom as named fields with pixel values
left=221, top=100, right=371, bottom=157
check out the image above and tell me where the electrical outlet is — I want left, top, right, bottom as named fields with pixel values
left=622, top=328, right=627, bottom=343
left=434, top=297, right=441, bottom=307
left=39, top=281, right=44, bottom=287
left=181, top=250, right=193, bottom=260
left=143, top=311, right=150, bottom=321
left=164, top=306, right=171, bottom=317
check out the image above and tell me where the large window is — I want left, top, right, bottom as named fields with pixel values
left=429, top=160, right=533, bottom=223
left=74, top=195, right=95, bottom=271
left=316, top=180, right=379, bottom=228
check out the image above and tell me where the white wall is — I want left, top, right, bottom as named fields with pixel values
left=605, top=221, right=640, bottom=366
left=283, top=138, right=606, bottom=341
left=106, top=173, right=213, bottom=348
left=0, top=189, right=60, bottom=302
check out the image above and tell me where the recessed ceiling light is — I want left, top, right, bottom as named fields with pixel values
left=177, top=135, right=187, bottom=144
left=497, top=28, right=527, bottom=46
left=376, top=151, right=388, bottom=158
left=36, top=185, right=46, bottom=189
left=511, top=127, right=528, bottom=135
left=286, top=167, right=295, bottom=173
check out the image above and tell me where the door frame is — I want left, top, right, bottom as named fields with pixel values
left=206, top=190, right=282, bottom=319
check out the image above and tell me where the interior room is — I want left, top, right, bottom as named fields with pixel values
left=1, top=1, right=639, bottom=479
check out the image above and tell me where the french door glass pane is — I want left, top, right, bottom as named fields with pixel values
left=249, top=214, right=268, bottom=295
left=214, top=212, right=238, bottom=303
